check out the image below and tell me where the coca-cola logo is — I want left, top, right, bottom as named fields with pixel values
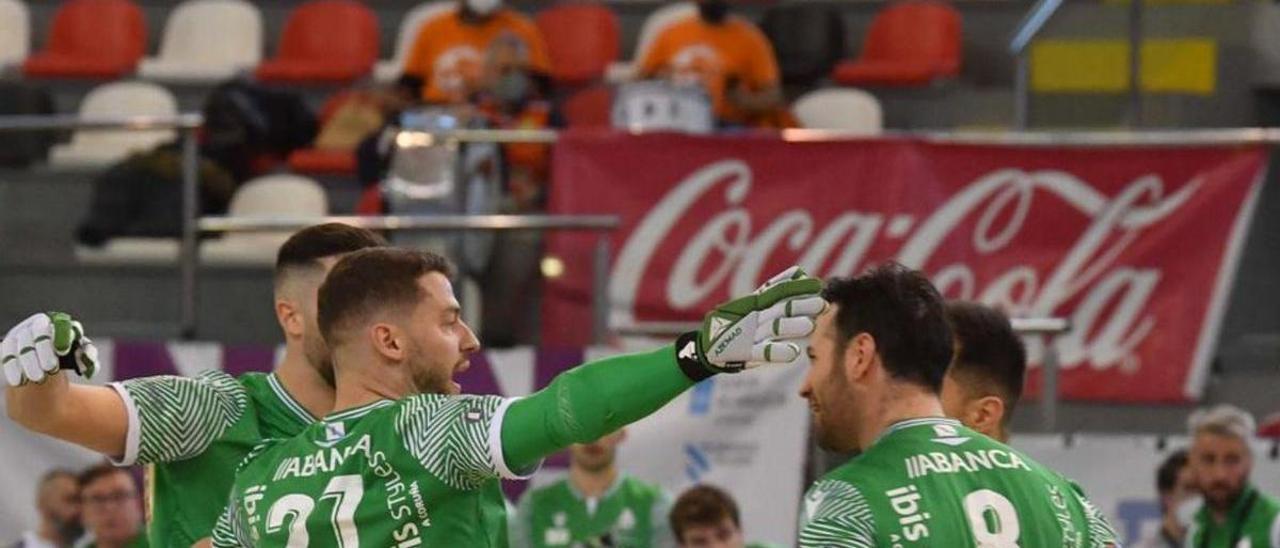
left=612, top=159, right=1202, bottom=373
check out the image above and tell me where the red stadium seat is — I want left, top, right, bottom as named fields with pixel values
left=536, top=3, right=620, bottom=85
left=255, top=0, right=379, bottom=84
left=831, top=0, right=961, bottom=87
left=287, top=90, right=358, bottom=175
left=23, top=0, right=146, bottom=79
left=1260, top=413, right=1280, bottom=439
left=562, top=84, right=613, bottom=128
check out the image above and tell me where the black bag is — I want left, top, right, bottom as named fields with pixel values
left=761, top=4, right=847, bottom=87
left=0, top=82, right=56, bottom=168
left=201, top=78, right=318, bottom=182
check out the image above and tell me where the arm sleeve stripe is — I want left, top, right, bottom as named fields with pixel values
left=106, top=382, right=141, bottom=466
left=490, top=397, right=537, bottom=480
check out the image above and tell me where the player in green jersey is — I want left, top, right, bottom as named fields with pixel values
left=1184, top=404, right=1280, bottom=548
left=513, top=429, right=674, bottom=548
left=2, top=224, right=385, bottom=546
left=939, top=301, right=1028, bottom=443
left=796, top=263, right=1118, bottom=547
left=211, top=248, right=825, bottom=547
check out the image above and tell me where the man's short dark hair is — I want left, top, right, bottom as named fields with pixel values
left=946, top=301, right=1027, bottom=421
left=318, top=248, right=454, bottom=345
left=821, top=263, right=953, bottom=393
left=78, top=462, right=134, bottom=491
left=669, top=484, right=740, bottom=542
left=1157, top=449, right=1189, bottom=495
left=274, top=223, right=387, bottom=287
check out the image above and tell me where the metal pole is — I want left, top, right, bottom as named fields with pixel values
left=591, top=234, right=612, bottom=345
left=1041, top=334, right=1060, bottom=431
left=179, top=128, right=199, bottom=339
left=1014, top=52, right=1030, bottom=130
left=1129, top=0, right=1144, bottom=127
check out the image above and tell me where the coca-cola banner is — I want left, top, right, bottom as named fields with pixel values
left=544, top=133, right=1268, bottom=403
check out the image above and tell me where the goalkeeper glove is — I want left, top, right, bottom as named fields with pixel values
left=2, top=312, right=99, bottom=387
left=676, top=266, right=826, bottom=381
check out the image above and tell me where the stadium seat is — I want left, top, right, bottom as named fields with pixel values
left=793, top=88, right=883, bottom=133
left=1260, top=413, right=1280, bottom=438
left=563, top=84, right=613, bottom=128
left=139, top=0, right=263, bottom=83
left=23, top=0, right=147, bottom=79
left=605, top=2, right=695, bottom=82
left=202, top=174, right=330, bottom=263
left=831, top=0, right=961, bottom=87
left=255, top=0, right=379, bottom=84
left=50, top=81, right=178, bottom=168
left=0, top=0, right=30, bottom=69
left=287, top=90, right=360, bottom=175
left=761, top=3, right=846, bottom=88
left=373, top=1, right=453, bottom=82
left=537, top=3, right=620, bottom=86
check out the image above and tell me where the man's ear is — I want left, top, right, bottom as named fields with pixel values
left=369, top=322, right=404, bottom=362
left=275, top=299, right=304, bottom=339
left=844, top=332, right=877, bottom=383
left=969, top=395, right=1007, bottom=438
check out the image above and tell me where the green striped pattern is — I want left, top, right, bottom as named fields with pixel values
left=798, top=480, right=876, bottom=548
left=120, top=370, right=248, bottom=464
left=1074, top=487, right=1119, bottom=546
left=396, top=394, right=503, bottom=491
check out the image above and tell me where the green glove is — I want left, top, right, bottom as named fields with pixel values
left=676, top=266, right=826, bottom=381
left=2, top=312, right=99, bottom=386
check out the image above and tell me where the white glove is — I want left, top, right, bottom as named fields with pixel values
left=678, top=266, right=827, bottom=378
left=2, top=312, right=99, bottom=387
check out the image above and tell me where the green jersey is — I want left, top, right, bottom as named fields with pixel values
left=798, top=418, right=1118, bottom=548
left=512, top=475, right=673, bottom=548
left=1186, top=486, right=1280, bottom=548
left=211, top=394, right=534, bottom=547
left=110, top=371, right=317, bottom=546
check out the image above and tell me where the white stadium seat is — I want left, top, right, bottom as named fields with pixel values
left=138, top=0, right=263, bottom=83
left=793, top=88, right=884, bottom=134
left=50, top=81, right=179, bottom=169
left=373, top=1, right=453, bottom=82
left=0, top=0, right=30, bottom=69
left=605, top=2, right=696, bottom=82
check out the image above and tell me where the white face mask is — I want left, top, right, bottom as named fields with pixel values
left=1175, top=495, right=1204, bottom=528
left=465, top=0, right=500, bottom=16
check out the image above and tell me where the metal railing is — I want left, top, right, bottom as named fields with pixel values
left=197, top=215, right=621, bottom=344
left=1010, top=0, right=1067, bottom=129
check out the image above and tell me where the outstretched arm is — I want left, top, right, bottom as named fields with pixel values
left=499, top=267, right=824, bottom=473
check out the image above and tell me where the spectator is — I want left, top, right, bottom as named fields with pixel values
left=668, top=485, right=775, bottom=548
left=513, top=429, right=673, bottom=547
left=403, top=0, right=551, bottom=104
left=938, top=301, right=1027, bottom=442
left=1137, top=449, right=1199, bottom=548
left=1185, top=405, right=1280, bottom=547
left=75, top=464, right=145, bottom=548
left=635, top=0, right=785, bottom=127
left=13, top=469, right=81, bottom=548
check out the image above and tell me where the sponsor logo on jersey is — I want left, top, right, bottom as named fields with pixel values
left=903, top=449, right=1032, bottom=479
left=324, top=422, right=347, bottom=443
left=887, top=485, right=931, bottom=544
left=1047, top=484, right=1085, bottom=548
left=930, top=424, right=971, bottom=446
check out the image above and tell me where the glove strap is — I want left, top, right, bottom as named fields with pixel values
left=675, top=332, right=717, bottom=383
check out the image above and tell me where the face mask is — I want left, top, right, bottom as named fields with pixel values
left=465, top=0, right=500, bottom=16
left=493, top=71, right=530, bottom=105
left=698, top=0, right=730, bottom=24
left=1174, top=495, right=1203, bottom=528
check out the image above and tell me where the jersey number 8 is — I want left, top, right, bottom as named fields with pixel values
left=963, top=489, right=1021, bottom=548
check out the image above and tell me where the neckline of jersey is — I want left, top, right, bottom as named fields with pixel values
left=267, top=372, right=320, bottom=425
left=566, top=473, right=625, bottom=503
left=325, top=399, right=395, bottom=422
left=875, top=416, right=962, bottom=444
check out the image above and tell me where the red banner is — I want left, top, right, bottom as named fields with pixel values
left=544, top=132, right=1266, bottom=403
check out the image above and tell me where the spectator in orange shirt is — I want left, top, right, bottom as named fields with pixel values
left=635, top=0, right=785, bottom=127
left=403, top=0, right=551, bottom=104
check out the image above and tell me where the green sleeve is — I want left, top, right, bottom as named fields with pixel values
left=108, top=370, right=249, bottom=466
left=500, top=344, right=694, bottom=474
